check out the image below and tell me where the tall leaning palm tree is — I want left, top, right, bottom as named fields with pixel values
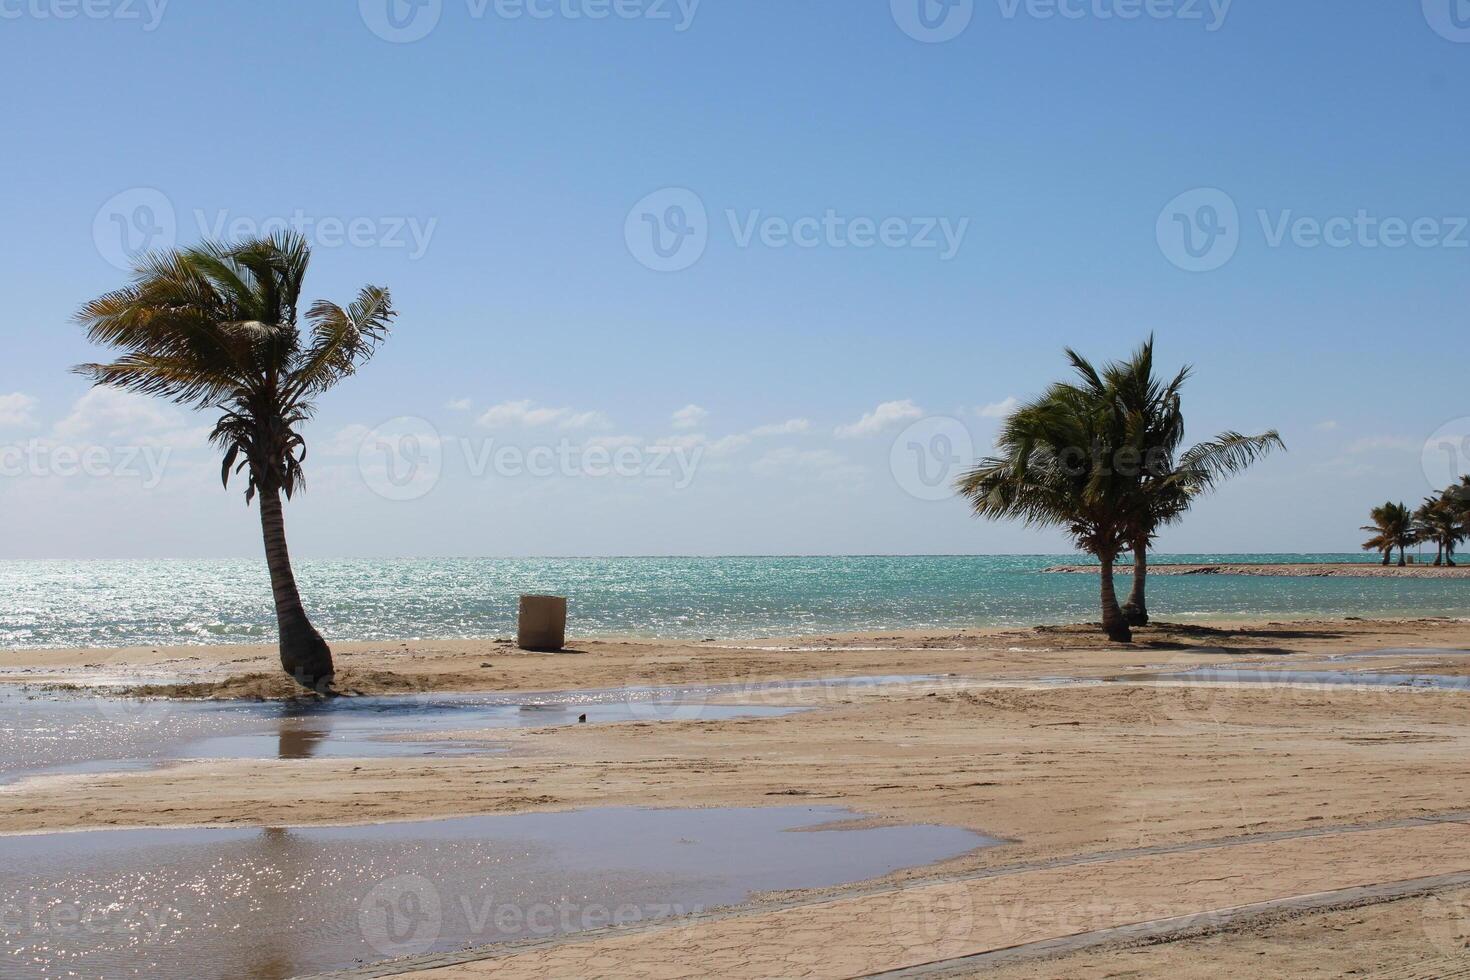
left=74, top=233, right=395, bottom=690
left=1361, top=501, right=1413, bottom=567
left=958, top=378, right=1139, bottom=642
left=1069, top=339, right=1283, bottom=626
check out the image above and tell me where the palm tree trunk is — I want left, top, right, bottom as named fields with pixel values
left=258, top=487, right=334, bottom=690
left=1381, top=549, right=1390, bottom=567
left=1434, top=541, right=1443, bottom=566
left=1397, top=545, right=1406, bottom=567
left=1098, top=552, right=1132, bottom=643
left=1122, top=534, right=1149, bottom=627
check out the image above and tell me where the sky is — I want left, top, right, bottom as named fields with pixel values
left=2, top=0, right=1469, bottom=558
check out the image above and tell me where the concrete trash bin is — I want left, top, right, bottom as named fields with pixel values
left=518, top=595, right=567, bottom=651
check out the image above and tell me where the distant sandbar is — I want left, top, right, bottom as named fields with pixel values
left=1042, top=562, right=1470, bottom=578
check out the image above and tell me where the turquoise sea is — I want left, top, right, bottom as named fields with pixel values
left=0, top=555, right=1466, bottom=650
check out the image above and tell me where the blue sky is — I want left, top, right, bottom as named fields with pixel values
left=2, top=1, right=1468, bottom=558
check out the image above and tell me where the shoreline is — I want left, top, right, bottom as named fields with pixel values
left=1043, top=561, right=1470, bottom=578
left=4, top=615, right=1470, bottom=700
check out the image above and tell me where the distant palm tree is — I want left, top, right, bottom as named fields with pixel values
left=74, top=233, right=395, bottom=690
left=1414, top=494, right=1466, bottom=566
left=958, top=374, right=1138, bottom=642
left=1361, top=501, right=1414, bottom=567
left=1063, top=339, right=1283, bottom=626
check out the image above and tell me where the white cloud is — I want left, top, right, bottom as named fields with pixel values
left=978, top=397, right=1019, bottom=419
left=51, top=388, right=207, bottom=449
left=1347, top=435, right=1421, bottom=454
left=707, top=433, right=752, bottom=456
left=0, top=392, right=38, bottom=428
left=54, top=388, right=172, bottom=440
left=835, top=400, right=923, bottom=438
left=319, top=423, right=375, bottom=457
left=750, top=418, right=811, bottom=437
left=751, top=447, right=866, bottom=482
left=1313, top=420, right=1339, bottom=431
left=445, top=398, right=472, bottom=412
left=584, top=434, right=643, bottom=451
left=477, top=399, right=611, bottom=431
left=655, top=432, right=706, bottom=452
left=671, top=404, right=708, bottom=430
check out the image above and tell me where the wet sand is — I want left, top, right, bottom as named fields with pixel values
left=4, top=616, right=1470, bottom=977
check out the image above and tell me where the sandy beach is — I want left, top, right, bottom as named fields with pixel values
left=4, top=616, right=1470, bottom=976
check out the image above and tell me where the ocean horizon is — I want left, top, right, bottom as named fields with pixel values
left=2, top=554, right=1465, bottom=651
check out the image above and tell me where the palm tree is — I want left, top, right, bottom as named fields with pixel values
left=1414, top=494, right=1466, bottom=566
left=74, top=233, right=395, bottom=690
left=1361, top=501, right=1413, bottom=567
left=957, top=375, right=1139, bottom=642
left=1070, top=339, right=1283, bottom=626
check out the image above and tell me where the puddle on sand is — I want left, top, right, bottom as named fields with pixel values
left=0, top=806, right=999, bottom=979
left=0, top=676, right=940, bottom=785
left=1325, top=647, right=1470, bottom=662
left=1108, top=667, right=1470, bottom=691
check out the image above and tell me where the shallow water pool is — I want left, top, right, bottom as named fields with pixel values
left=0, top=675, right=941, bottom=784
left=0, top=805, right=998, bottom=979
